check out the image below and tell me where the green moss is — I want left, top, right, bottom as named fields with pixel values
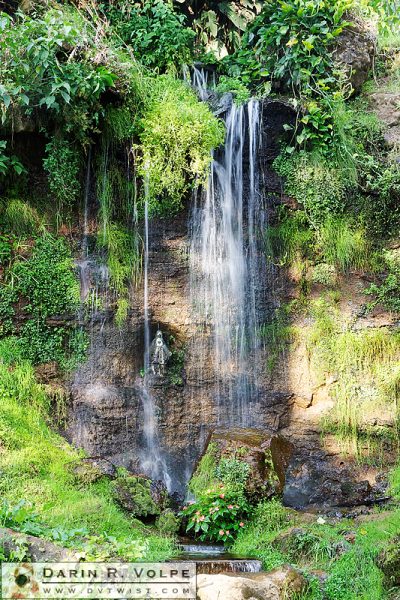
left=188, top=442, right=219, bottom=498
left=111, top=472, right=160, bottom=519
left=155, top=510, right=179, bottom=536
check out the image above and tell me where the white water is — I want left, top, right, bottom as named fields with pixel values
left=139, top=173, right=171, bottom=490
left=190, top=83, right=265, bottom=426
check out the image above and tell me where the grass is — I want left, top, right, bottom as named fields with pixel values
left=0, top=339, right=175, bottom=561
left=232, top=492, right=400, bottom=600
left=305, top=297, right=400, bottom=460
left=0, top=199, right=43, bottom=236
left=318, top=217, right=370, bottom=272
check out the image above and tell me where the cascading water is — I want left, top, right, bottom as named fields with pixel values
left=190, top=86, right=266, bottom=427
left=139, top=174, right=171, bottom=490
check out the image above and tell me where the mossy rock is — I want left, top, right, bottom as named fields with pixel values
left=70, top=460, right=104, bottom=485
left=377, top=535, right=400, bottom=586
left=112, top=475, right=161, bottom=521
left=156, top=509, right=180, bottom=536
left=191, top=428, right=293, bottom=503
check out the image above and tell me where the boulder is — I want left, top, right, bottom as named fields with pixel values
left=197, top=566, right=307, bottom=600
left=283, top=453, right=379, bottom=508
left=333, top=21, right=375, bottom=92
left=202, top=428, right=293, bottom=501
left=112, top=474, right=163, bottom=521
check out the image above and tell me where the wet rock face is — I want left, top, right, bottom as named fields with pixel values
left=283, top=456, right=376, bottom=508
left=66, top=96, right=391, bottom=507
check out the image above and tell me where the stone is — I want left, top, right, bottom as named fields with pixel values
left=201, top=428, right=293, bottom=501
left=333, top=21, right=375, bottom=92
left=283, top=455, right=375, bottom=508
left=71, top=459, right=105, bottom=484
left=112, top=475, right=161, bottom=521
left=197, top=566, right=307, bottom=600
left=197, top=573, right=279, bottom=600
left=0, top=528, right=74, bottom=562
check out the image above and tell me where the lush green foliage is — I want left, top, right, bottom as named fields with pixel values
left=175, top=0, right=262, bottom=56
left=181, top=486, right=250, bottom=543
left=233, top=0, right=351, bottom=90
left=274, top=152, right=347, bottom=225
left=43, top=139, right=81, bottom=214
left=0, top=343, right=174, bottom=561
left=0, top=140, right=25, bottom=177
left=215, top=457, right=250, bottom=492
left=0, top=234, right=84, bottom=367
left=138, top=75, right=224, bottom=214
left=104, top=0, right=195, bottom=71
left=0, top=8, right=116, bottom=140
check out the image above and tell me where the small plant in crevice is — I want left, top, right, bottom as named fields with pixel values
left=43, top=139, right=81, bottom=215
left=167, top=336, right=186, bottom=386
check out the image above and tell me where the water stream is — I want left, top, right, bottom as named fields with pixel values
left=139, top=174, right=171, bottom=490
left=189, top=86, right=266, bottom=427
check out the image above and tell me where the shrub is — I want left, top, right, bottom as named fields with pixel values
left=181, top=486, right=250, bottom=544
left=43, top=139, right=81, bottom=213
left=215, top=458, right=250, bottom=492
left=138, top=75, right=225, bottom=215
left=104, top=0, right=195, bottom=71
left=274, top=152, right=347, bottom=225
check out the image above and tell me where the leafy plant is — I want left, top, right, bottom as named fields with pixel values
left=274, top=152, right=347, bottom=225
left=0, top=140, right=25, bottom=176
left=0, top=8, right=116, bottom=139
left=181, top=486, right=250, bottom=543
left=175, top=0, right=262, bottom=56
left=138, top=75, right=225, bottom=214
left=43, top=139, right=81, bottom=214
left=215, top=458, right=250, bottom=492
left=104, top=0, right=195, bottom=71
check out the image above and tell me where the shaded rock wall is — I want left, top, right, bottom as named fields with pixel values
left=66, top=96, right=394, bottom=507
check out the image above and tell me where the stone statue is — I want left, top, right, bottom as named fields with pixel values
left=149, top=330, right=171, bottom=376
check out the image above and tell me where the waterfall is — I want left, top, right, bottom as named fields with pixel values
left=139, top=175, right=171, bottom=490
left=189, top=93, right=265, bottom=427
